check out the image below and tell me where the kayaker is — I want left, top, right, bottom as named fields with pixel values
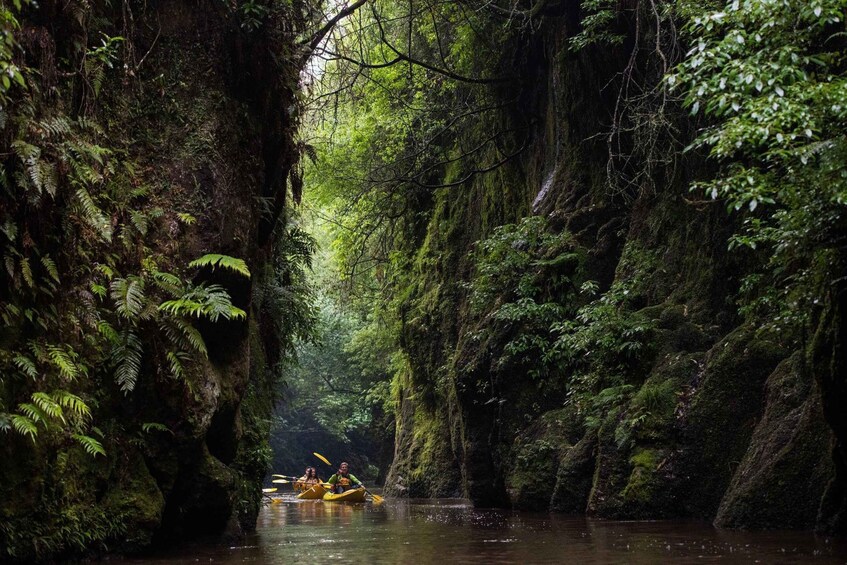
left=326, top=462, right=363, bottom=494
left=296, top=467, right=322, bottom=490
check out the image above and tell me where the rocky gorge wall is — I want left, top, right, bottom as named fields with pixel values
left=0, top=1, right=303, bottom=559
left=384, top=4, right=847, bottom=533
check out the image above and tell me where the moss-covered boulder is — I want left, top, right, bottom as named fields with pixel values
left=715, top=354, right=834, bottom=529
left=507, top=408, right=583, bottom=510
left=674, top=326, right=786, bottom=519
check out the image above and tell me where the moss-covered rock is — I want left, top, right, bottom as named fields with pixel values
left=507, top=408, right=583, bottom=510
left=715, top=354, right=835, bottom=529
left=674, top=326, right=786, bottom=519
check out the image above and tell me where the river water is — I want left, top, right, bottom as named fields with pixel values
left=130, top=495, right=847, bottom=564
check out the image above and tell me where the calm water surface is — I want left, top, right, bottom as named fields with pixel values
left=130, top=495, right=847, bottom=564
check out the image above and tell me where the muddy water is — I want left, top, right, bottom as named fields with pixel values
left=130, top=496, right=847, bottom=564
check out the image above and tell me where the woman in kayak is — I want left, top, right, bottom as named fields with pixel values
left=327, top=462, right=363, bottom=494
left=296, top=467, right=322, bottom=490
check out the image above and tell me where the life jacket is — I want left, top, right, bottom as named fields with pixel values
left=337, top=474, right=352, bottom=487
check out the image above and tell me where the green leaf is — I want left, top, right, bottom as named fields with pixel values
left=188, top=254, right=251, bottom=278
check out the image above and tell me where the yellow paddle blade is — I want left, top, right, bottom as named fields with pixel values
left=272, top=474, right=295, bottom=479
left=272, top=479, right=290, bottom=484
left=313, top=452, right=333, bottom=466
left=370, top=493, right=385, bottom=504
left=262, top=488, right=277, bottom=493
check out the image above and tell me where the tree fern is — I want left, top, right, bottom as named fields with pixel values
left=188, top=254, right=251, bottom=278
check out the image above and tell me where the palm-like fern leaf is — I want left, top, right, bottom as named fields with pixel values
left=188, top=254, right=251, bottom=278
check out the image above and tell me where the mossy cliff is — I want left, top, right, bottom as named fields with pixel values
left=384, top=3, right=847, bottom=534
left=0, top=1, right=304, bottom=560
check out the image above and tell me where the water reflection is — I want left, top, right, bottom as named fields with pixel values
left=129, top=495, right=847, bottom=564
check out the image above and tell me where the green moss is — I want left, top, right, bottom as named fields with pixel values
left=622, top=449, right=660, bottom=504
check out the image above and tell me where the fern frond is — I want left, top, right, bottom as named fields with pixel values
left=41, top=255, right=60, bottom=282
left=37, top=117, right=72, bottom=139
left=141, top=422, right=171, bottom=434
left=176, top=212, right=196, bottom=225
left=110, top=276, right=146, bottom=320
left=48, top=345, right=78, bottom=381
left=31, top=392, right=64, bottom=423
left=129, top=210, right=148, bottom=236
left=19, top=257, right=33, bottom=288
left=152, top=271, right=184, bottom=297
left=165, top=350, right=191, bottom=380
left=53, top=391, right=91, bottom=421
left=12, top=354, right=37, bottom=379
left=72, top=434, right=105, bottom=456
left=112, top=329, right=143, bottom=393
left=18, top=403, right=49, bottom=429
left=188, top=254, right=251, bottom=278
left=172, top=319, right=207, bottom=357
left=74, top=187, right=113, bottom=242
left=159, top=284, right=246, bottom=322
left=11, top=414, right=37, bottom=441
left=91, top=283, right=107, bottom=299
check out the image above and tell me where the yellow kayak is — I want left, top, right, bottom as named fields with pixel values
left=322, top=488, right=367, bottom=503
left=296, top=483, right=327, bottom=500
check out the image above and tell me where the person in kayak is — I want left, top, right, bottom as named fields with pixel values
left=326, top=462, right=363, bottom=494
left=296, top=466, right=322, bottom=490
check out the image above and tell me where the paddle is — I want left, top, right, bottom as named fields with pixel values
left=272, top=479, right=292, bottom=484
left=262, top=487, right=278, bottom=494
left=313, top=451, right=385, bottom=504
left=272, top=474, right=299, bottom=480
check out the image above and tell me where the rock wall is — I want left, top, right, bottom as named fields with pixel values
left=385, top=3, right=846, bottom=533
left=0, top=1, right=302, bottom=559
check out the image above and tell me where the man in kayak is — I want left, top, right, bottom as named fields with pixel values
left=326, top=462, right=363, bottom=494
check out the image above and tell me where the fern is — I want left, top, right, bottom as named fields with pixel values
left=188, top=254, right=251, bottom=278
left=74, top=187, right=113, bottom=242
left=110, top=276, right=146, bottom=320
left=129, top=210, right=148, bottom=236
left=141, top=422, right=171, bottom=434
left=11, top=414, right=37, bottom=441
left=112, top=329, right=143, bottom=393
left=18, top=403, right=49, bottom=429
left=151, top=271, right=184, bottom=297
left=12, top=354, right=37, bottom=379
left=165, top=350, right=190, bottom=380
left=53, top=390, right=91, bottom=421
left=48, top=345, right=78, bottom=381
left=176, top=212, right=196, bottom=225
left=31, top=392, right=64, bottom=422
left=19, top=256, right=33, bottom=288
left=40, top=254, right=60, bottom=282
left=159, top=284, right=246, bottom=322
left=72, top=433, right=105, bottom=456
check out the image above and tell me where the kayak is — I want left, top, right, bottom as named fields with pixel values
left=322, top=488, right=367, bottom=503
left=296, top=483, right=327, bottom=500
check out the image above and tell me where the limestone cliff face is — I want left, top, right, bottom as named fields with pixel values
left=385, top=4, right=846, bottom=533
left=0, top=1, right=302, bottom=559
